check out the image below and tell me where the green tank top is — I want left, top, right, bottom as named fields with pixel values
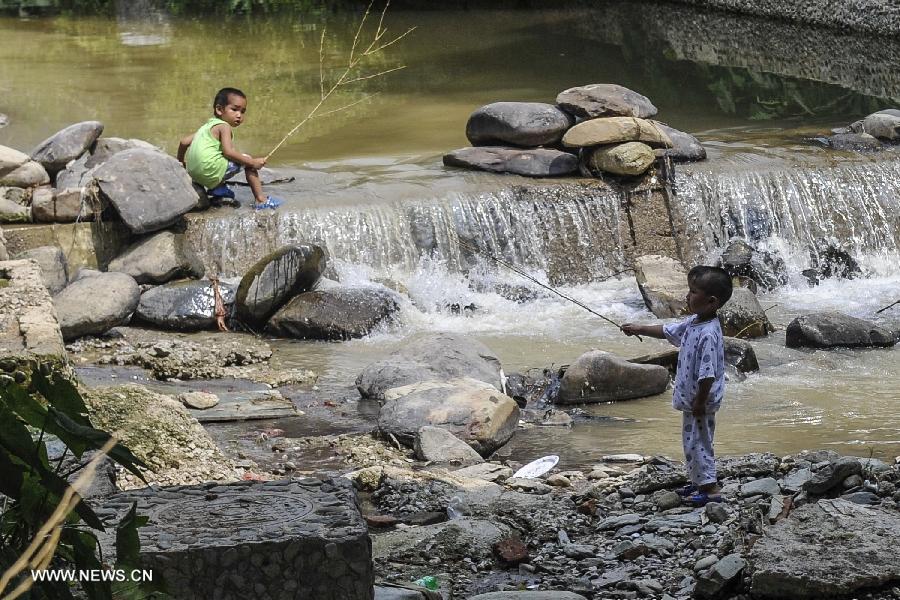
left=185, top=117, right=231, bottom=188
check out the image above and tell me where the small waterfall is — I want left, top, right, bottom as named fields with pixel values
left=186, top=182, right=629, bottom=284
left=672, top=157, right=900, bottom=275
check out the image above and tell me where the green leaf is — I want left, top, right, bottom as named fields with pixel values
left=0, top=447, right=24, bottom=498
left=31, top=369, right=92, bottom=428
left=115, top=503, right=145, bottom=570
left=66, top=528, right=114, bottom=600
left=0, top=402, right=51, bottom=471
left=50, top=408, right=148, bottom=481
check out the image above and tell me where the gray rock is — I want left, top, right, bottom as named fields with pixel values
left=93, top=148, right=199, bottom=234
left=54, top=154, right=91, bottom=192
left=634, top=255, right=688, bottom=318
left=235, top=244, right=325, bottom=326
left=597, top=513, right=642, bottom=531
left=556, top=350, right=669, bottom=404
left=585, top=141, right=656, bottom=176
left=645, top=510, right=702, bottom=531
left=443, top=147, right=578, bottom=177
left=54, top=272, right=140, bottom=340
left=32, top=186, right=94, bottom=223
left=562, top=117, right=671, bottom=148
left=655, top=491, right=683, bottom=510
left=803, top=456, right=863, bottom=494
left=31, top=121, right=104, bottom=175
left=265, top=286, right=399, bottom=340
left=705, top=502, right=729, bottom=524
left=842, top=491, right=880, bottom=505
left=0, top=160, right=50, bottom=188
left=452, top=463, right=511, bottom=482
left=86, top=137, right=158, bottom=168
left=466, top=102, right=573, bottom=147
left=694, top=555, right=718, bottom=572
left=356, top=333, right=503, bottom=400
left=780, top=468, right=813, bottom=493
left=373, top=517, right=508, bottom=564
left=469, top=591, right=588, bottom=599
left=862, top=112, right=900, bottom=141
left=14, top=246, right=68, bottom=294
left=0, top=189, right=31, bottom=223
left=785, top=312, right=897, bottom=348
left=827, top=132, right=884, bottom=151
left=135, top=279, right=237, bottom=331
left=751, top=499, right=900, bottom=598
left=177, top=391, right=219, bottom=410
left=108, top=231, right=204, bottom=284
left=506, top=478, right=552, bottom=494
left=556, top=83, right=657, bottom=119
left=739, top=477, right=780, bottom=497
left=0, top=144, right=31, bottom=174
left=718, top=288, right=773, bottom=338
left=652, top=122, right=707, bottom=162
left=374, top=585, right=427, bottom=600
left=378, top=377, right=519, bottom=456
left=414, top=426, right=484, bottom=464
left=695, top=553, right=746, bottom=599
left=723, top=337, right=759, bottom=372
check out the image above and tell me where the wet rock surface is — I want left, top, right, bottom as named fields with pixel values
left=718, top=288, right=774, bottom=338
left=266, top=286, right=400, bottom=340
left=466, top=102, right=573, bottom=147
left=634, top=254, right=688, bottom=318
left=443, top=147, right=579, bottom=177
left=135, top=279, right=237, bottom=331
left=556, top=350, right=669, bottom=404
left=786, top=312, right=897, bottom=349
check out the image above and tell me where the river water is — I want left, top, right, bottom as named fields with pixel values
left=2, top=2, right=899, bottom=467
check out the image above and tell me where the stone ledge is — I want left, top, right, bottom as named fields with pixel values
left=0, top=259, right=66, bottom=368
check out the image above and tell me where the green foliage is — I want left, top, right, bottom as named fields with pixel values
left=0, top=368, right=163, bottom=599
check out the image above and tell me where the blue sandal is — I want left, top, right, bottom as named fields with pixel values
left=253, top=196, right=283, bottom=210
left=684, top=492, right=723, bottom=507
left=208, top=184, right=235, bottom=200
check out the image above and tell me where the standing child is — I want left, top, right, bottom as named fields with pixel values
left=178, top=87, right=282, bottom=210
left=621, top=266, right=733, bottom=506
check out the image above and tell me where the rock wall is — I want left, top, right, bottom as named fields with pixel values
left=665, top=0, right=900, bottom=36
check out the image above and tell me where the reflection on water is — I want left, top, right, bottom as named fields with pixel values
left=1, top=2, right=895, bottom=163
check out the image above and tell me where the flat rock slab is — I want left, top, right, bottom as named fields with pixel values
left=94, top=148, right=199, bottom=234
left=95, top=478, right=373, bottom=600
left=185, top=389, right=298, bottom=422
left=466, top=102, right=573, bottom=147
left=0, top=259, right=66, bottom=364
left=750, top=499, right=900, bottom=599
left=557, top=83, right=657, bottom=119
left=443, top=147, right=578, bottom=177
left=562, top=117, right=672, bottom=149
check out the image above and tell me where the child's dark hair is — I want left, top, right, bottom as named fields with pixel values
left=213, top=87, right=246, bottom=112
left=688, top=265, right=733, bottom=305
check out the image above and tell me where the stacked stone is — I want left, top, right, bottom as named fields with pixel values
left=821, top=108, right=900, bottom=151
left=443, top=83, right=706, bottom=179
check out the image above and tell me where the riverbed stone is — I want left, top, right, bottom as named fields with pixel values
left=652, top=122, right=707, bottom=162
left=719, top=238, right=788, bottom=291
left=557, top=350, right=669, bottom=404
left=0, top=189, right=31, bottom=223
left=739, top=477, right=780, bottom=497
left=827, top=132, right=884, bottom=151
left=718, top=288, right=773, bottom=338
left=0, top=144, right=30, bottom=174
left=414, top=425, right=484, bottom=464
left=695, top=553, right=746, bottom=599
left=108, top=231, right=204, bottom=284
left=0, top=159, right=50, bottom=188
left=85, top=136, right=158, bottom=168
left=723, top=337, right=759, bottom=372
left=54, top=271, right=140, bottom=340
left=466, top=102, right=573, bottom=147
left=469, top=593, right=588, bottom=599
left=135, top=279, right=237, bottom=331
left=586, top=141, right=656, bottom=176
left=634, top=254, right=688, bottom=318
left=803, top=456, right=862, bottom=495
left=94, top=477, right=372, bottom=599
left=31, top=121, right=104, bottom=175
left=562, top=117, right=672, bottom=149
left=0, top=259, right=67, bottom=366
left=177, top=391, right=219, bottom=410
left=235, top=243, right=325, bottom=327
left=750, top=499, right=900, bottom=599
left=356, top=333, right=503, bottom=400
left=378, top=377, right=519, bottom=456
left=32, top=186, right=94, bottom=223
left=14, top=246, right=68, bottom=294
left=862, top=112, right=900, bottom=141
left=785, top=312, right=897, bottom=348
left=265, top=286, right=399, bottom=340
left=556, top=83, right=657, bottom=119
left=93, top=148, right=199, bottom=234
left=443, top=147, right=578, bottom=177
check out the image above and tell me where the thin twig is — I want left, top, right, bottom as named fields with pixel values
left=339, top=65, right=406, bottom=86
left=311, top=93, right=379, bottom=119
left=876, top=299, right=900, bottom=314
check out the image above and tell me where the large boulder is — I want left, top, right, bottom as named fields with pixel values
left=107, top=231, right=204, bottom=284
left=723, top=337, right=759, bottom=373
left=265, top=286, right=399, bottom=340
left=0, top=144, right=30, bottom=174
left=562, top=117, right=672, bottom=149
left=652, top=122, right=706, bottom=162
left=861, top=112, right=900, bottom=141
left=0, top=160, right=50, bottom=188
left=750, top=499, right=900, bottom=599
left=556, top=351, right=669, bottom=404
left=443, top=147, right=578, bottom=177
left=234, top=244, right=325, bottom=326
left=785, top=312, right=896, bottom=349
left=717, top=288, right=773, bottom=338
left=378, top=377, right=519, bottom=456
left=414, top=425, right=484, bottom=464
left=356, top=333, right=503, bottom=400
left=85, top=137, right=158, bottom=168
left=14, top=246, right=68, bottom=295
left=556, top=84, right=657, bottom=119
left=465, top=102, right=573, bottom=147
left=719, top=238, right=787, bottom=291
left=53, top=272, right=140, bottom=340
left=93, top=148, right=199, bottom=234
left=31, top=121, right=104, bottom=176
left=134, top=279, right=237, bottom=331
left=634, top=255, right=688, bottom=318
left=586, top=142, right=655, bottom=176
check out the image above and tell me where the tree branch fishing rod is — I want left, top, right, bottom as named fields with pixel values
left=876, top=299, right=900, bottom=314
left=458, top=240, right=642, bottom=341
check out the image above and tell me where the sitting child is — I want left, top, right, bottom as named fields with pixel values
left=178, top=87, right=281, bottom=210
